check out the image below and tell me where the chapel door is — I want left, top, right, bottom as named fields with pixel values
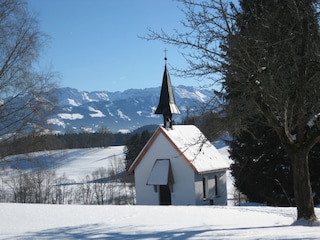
left=159, top=185, right=171, bottom=205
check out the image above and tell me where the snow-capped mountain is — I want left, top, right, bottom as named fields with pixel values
left=47, top=86, right=213, bottom=133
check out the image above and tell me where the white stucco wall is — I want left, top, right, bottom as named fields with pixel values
left=134, top=132, right=196, bottom=205
left=194, top=171, right=227, bottom=205
left=215, top=171, right=227, bottom=205
left=170, top=143, right=195, bottom=205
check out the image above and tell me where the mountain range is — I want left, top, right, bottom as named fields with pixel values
left=46, top=86, right=213, bottom=133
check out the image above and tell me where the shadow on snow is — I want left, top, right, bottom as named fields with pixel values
left=6, top=223, right=318, bottom=240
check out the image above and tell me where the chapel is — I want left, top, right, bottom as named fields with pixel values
left=128, top=57, right=228, bottom=205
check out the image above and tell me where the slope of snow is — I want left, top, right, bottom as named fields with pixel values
left=88, top=106, right=106, bottom=117
left=175, top=86, right=209, bottom=102
left=54, top=146, right=125, bottom=180
left=117, top=109, right=131, bottom=121
left=118, top=129, right=130, bottom=134
left=2, top=147, right=124, bottom=186
left=57, top=113, right=84, bottom=120
left=67, top=98, right=80, bottom=106
left=46, top=118, right=66, bottom=127
left=4, top=146, right=125, bottom=182
left=81, top=92, right=98, bottom=102
left=94, top=92, right=110, bottom=101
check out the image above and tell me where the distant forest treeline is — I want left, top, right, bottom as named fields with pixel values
left=0, top=132, right=114, bottom=157
left=0, top=125, right=159, bottom=157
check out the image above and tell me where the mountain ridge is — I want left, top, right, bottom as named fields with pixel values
left=46, top=85, right=213, bottom=133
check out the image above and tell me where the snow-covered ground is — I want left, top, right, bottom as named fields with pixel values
left=1, top=204, right=319, bottom=239
left=0, top=146, right=319, bottom=239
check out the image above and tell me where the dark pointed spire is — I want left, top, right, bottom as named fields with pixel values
left=155, top=55, right=180, bottom=128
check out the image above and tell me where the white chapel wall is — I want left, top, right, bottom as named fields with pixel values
left=194, top=171, right=227, bottom=205
left=134, top=132, right=196, bottom=205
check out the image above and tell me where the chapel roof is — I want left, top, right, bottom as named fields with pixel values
left=128, top=125, right=229, bottom=174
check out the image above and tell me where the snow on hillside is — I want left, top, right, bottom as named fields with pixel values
left=175, top=87, right=208, bottom=102
left=57, top=113, right=84, bottom=120
left=4, top=146, right=125, bottom=182
left=88, top=106, right=106, bottom=117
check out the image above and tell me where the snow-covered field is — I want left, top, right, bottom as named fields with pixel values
left=1, top=204, right=319, bottom=239
left=0, top=146, right=319, bottom=239
left=3, top=146, right=126, bottom=182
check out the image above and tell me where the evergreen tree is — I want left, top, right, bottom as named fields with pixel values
left=230, top=123, right=294, bottom=206
left=230, top=123, right=320, bottom=207
left=125, top=130, right=151, bottom=171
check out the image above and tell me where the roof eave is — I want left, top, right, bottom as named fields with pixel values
left=196, top=167, right=229, bottom=175
left=127, top=127, right=162, bottom=174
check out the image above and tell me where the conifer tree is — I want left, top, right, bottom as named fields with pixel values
left=230, top=121, right=320, bottom=207
left=125, top=130, right=151, bottom=171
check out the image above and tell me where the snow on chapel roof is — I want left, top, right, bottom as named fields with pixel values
left=163, top=125, right=229, bottom=173
left=128, top=125, right=229, bottom=174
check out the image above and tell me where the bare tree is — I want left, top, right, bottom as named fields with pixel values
left=145, top=0, right=320, bottom=222
left=78, top=175, right=94, bottom=204
left=91, top=167, right=108, bottom=204
left=0, top=0, right=56, bottom=150
left=52, top=173, right=72, bottom=204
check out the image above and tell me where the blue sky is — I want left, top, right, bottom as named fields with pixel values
left=28, top=0, right=201, bottom=92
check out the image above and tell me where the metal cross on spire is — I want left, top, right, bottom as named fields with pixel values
left=164, top=48, right=168, bottom=61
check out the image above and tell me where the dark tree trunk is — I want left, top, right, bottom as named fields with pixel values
left=289, top=147, right=317, bottom=222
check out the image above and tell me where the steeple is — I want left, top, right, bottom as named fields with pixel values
left=155, top=55, right=180, bottom=128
